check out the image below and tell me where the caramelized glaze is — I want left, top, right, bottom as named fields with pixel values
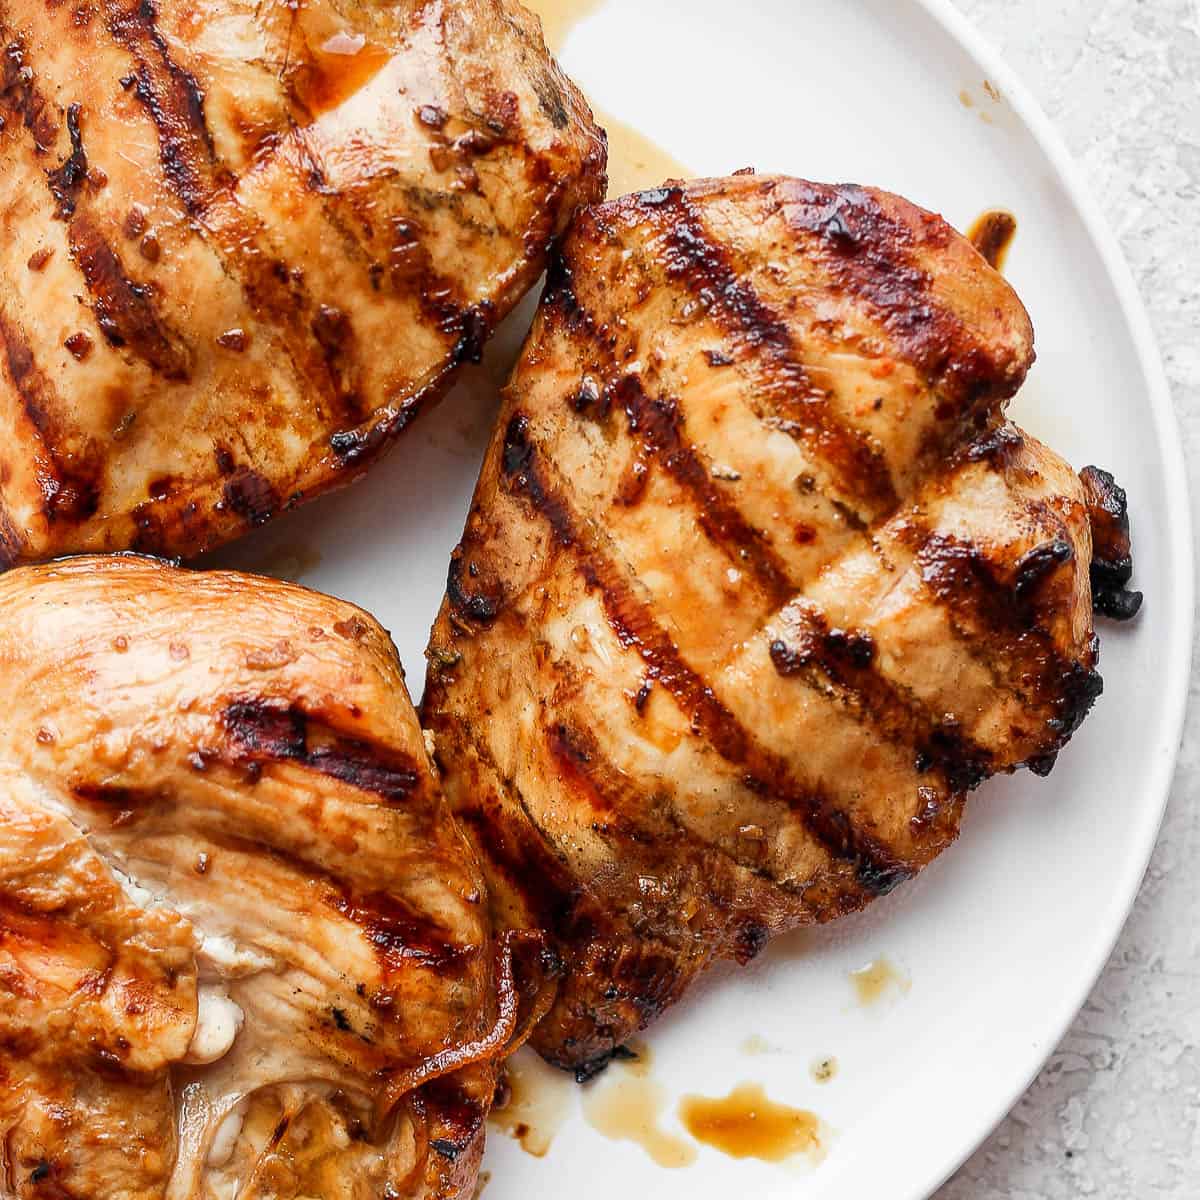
left=679, top=1084, right=826, bottom=1164
left=291, top=35, right=392, bottom=123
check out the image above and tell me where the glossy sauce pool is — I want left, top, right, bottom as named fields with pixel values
left=679, top=1083, right=827, bottom=1164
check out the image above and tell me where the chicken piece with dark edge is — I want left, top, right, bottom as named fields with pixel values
left=422, top=175, right=1142, bottom=1076
left=0, top=0, right=605, bottom=565
left=0, top=555, right=538, bottom=1199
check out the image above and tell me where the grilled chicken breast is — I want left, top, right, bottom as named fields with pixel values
left=0, top=556, right=525, bottom=1200
left=0, top=0, right=605, bottom=566
left=423, top=176, right=1142, bottom=1074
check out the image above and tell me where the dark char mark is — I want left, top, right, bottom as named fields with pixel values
left=327, top=888, right=466, bottom=978
left=222, top=698, right=422, bottom=804
left=769, top=609, right=993, bottom=795
left=775, top=180, right=1028, bottom=410
left=500, top=412, right=910, bottom=896
left=572, top=1043, right=638, bottom=1085
left=108, top=0, right=214, bottom=216
left=420, top=1077, right=487, bottom=1156
left=446, top=545, right=505, bottom=626
left=1080, top=466, right=1143, bottom=622
left=916, top=533, right=1103, bottom=743
left=107, top=0, right=372, bottom=423
left=221, top=467, right=278, bottom=527
left=47, top=102, right=87, bottom=219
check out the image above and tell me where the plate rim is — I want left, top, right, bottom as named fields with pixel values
left=903, top=0, right=1195, bottom=1194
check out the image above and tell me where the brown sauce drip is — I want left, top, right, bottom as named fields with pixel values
left=489, top=1050, right=573, bottom=1158
left=581, top=1042, right=696, bottom=1168
left=679, top=1084, right=826, bottom=1164
left=523, top=0, right=692, bottom=197
left=968, top=209, right=1018, bottom=272
left=850, top=956, right=910, bottom=1007
left=291, top=31, right=392, bottom=124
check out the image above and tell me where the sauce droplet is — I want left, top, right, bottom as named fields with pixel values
left=581, top=1043, right=696, bottom=1168
left=850, top=956, right=911, bottom=1007
left=291, top=28, right=392, bottom=124
left=521, top=0, right=692, bottom=197
left=489, top=1049, right=574, bottom=1158
left=968, top=209, right=1017, bottom=272
left=810, top=1056, right=837, bottom=1084
left=740, top=1033, right=772, bottom=1056
left=679, top=1083, right=827, bottom=1164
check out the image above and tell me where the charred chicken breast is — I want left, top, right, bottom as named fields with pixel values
left=0, top=556, right=521, bottom=1200
left=0, top=0, right=605, bottom=565
left=423, top=176, right=1142, bottom=1075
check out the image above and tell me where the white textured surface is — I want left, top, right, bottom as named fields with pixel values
left=939, top=2, right=1200, bottom=1196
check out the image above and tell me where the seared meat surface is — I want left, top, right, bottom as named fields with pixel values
left=0, top=556, right=512, bottom=1200
left=0, top=0, right=605, bottom=565
left=423, top=176, right=1141, bottom=1073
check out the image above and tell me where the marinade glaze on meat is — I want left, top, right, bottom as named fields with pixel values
left=0, top=556, right=541, bottom=1199
left=423, top=176, right=1141, bottom=1075
left=0, top=0, right=605, bottom=564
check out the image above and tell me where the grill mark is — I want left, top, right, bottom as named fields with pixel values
left=544, top=718, right=810, bottom=906
left=428, top=710, right=594, bottom=945
left=500, top=413, right=907, bottom=895
left=454, top=793, right=583, bottom=941
left=327, top=888, right=469, bottom=980
left=0, top=305, right=100, bottom=522
left=327, top=365, right=456, bottom=470
left=0, top=36, right=59, bottom=151
left=205, top=829, right=471, bottom=982
left=606, top=374, right=796, bottom=607
left=106, top=0, right=214, bottom=215
left=634, top=187, right=899, bottom=517
left=66, top=215, right=191, bottom=380
left=221, top=698, right=424, bottom=805
left=298, top=163, right=487, bottom=387
left=915, top=532, right=1103, bottom=745
left=772, top=180, right=1026, bottom=410
left=103, top=0, right=371, bottom=422
left=769, top=603, right=993, bottom=793
left=541, top=268, right=891, bottom=597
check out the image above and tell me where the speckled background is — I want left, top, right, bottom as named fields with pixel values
left=936, top=2, right=1200, bottom=1196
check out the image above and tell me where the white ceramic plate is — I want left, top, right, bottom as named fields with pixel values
left=212, top=1, right=1194, bottom=1196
